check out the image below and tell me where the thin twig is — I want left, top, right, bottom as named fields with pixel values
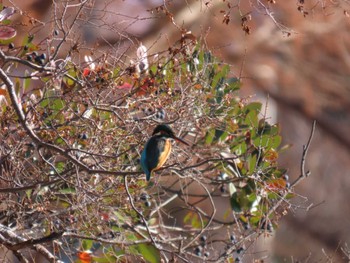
left=292, top=120, right=316, bottom=188
left=267, top=120, right=316, bottom=218
left=124, top=176, right=157, bottom=246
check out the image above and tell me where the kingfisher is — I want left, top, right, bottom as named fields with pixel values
left=141, top=125, right=189, bottom=181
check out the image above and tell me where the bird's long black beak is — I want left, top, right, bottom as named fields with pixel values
left=172, top=136, right=189, bottom=146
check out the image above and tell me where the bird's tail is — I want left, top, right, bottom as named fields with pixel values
left=146, top=171, right=151, bottom=181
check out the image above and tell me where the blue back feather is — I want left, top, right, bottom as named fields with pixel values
left=141, top=141, right=151, bottom=180
left=141, top=136, right=166, bottom=181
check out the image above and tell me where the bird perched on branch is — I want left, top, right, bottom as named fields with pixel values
left=141, top=125, right=189, bottom=181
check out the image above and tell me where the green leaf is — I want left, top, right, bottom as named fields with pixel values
left=230, top=192, right=242, bottom=213
left=113, top=211, right=126, bottom=224
left=183, top=212, right=203, bottom=229
left=214, top=129, right=227, bottom=142
left=23, top=70, right=31, bottom=92
left=211, top=64, right=229, bottom=90
left=25, top=189, right=32, bottom=199
left=285, top=193, right=295, bottom=199
left=164, top=60, right=175, bottom=86
left=205, top=128, right=215, bottom=145
left=94, top=247, right=121, bottom=262
left=51, top=98, right=65, bottom=111
left=183, top=212, right=192, bottom=224
left=22, top=34, right=34, bottom=46
left=250, top=216, right=261, bottom=225
left=267, top=192, right=279, bottom=200
left=252, top=135, right=269, bottom=149
left=248, top=154, right=257, bottom=174
left=59, top=188, right=76, bottom=194
left=55, top=162, right=65, bottom=173
left=20, top=34, right=38, bottom=55
left=207, top=67, right=216, bottom=84
left=149, top=64, right=157, bottom=75
left=257, top=122, right=279, bottom=136
left=0, top=38, right=14, bottom=45
left=1, top=19, right=12, bottom=26
left=244, top=102, right=262, bottom=113
left=224, top=77, right=240, bottom=93
left=273, top=168, right=288, bottom=178
left=270, top=135, right=282, bottom=149
left=191, top=214, right=202, bottom=229
left=14, top=78, right=21, bottom=96
left=64, top=67, right=77, bottom=86
left=98, top=110, right=111, bottom=121
left=55, top=137, right=64, bottom=145
left=205, top=128, right=228, bottom=145
left=244, top=110, right=258, bottom=128
left=40, top=98, right=49, bottom=108
left=253, top=134, right=282, bottom=150
left=112, top=67, right=120, bottom=78
left=126, top=233, right=138, bottom=242
left=56, top=198, right=71, bottom=208
left=82, top=239, right=93, bottom=250
left=232, top=141, right=247, bottom=155
left=133, top=244, right=160, bottom=263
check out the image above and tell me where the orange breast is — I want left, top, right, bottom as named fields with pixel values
left=154, top=139, right=171, bottom=171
